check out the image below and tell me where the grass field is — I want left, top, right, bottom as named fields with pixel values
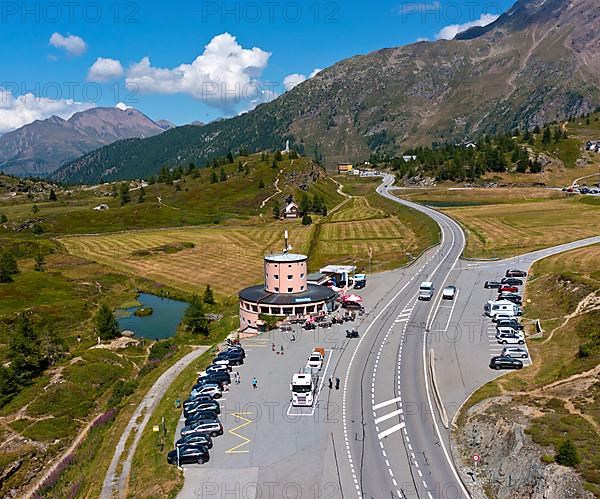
left=399, top=188, right=600, bottom=259
left=459, top=245, right=600, bottom=494
left=60, top=225, right=314, bottom=296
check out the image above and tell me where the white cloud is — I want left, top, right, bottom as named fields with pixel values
left=283, top=68, right=322, bottom=91
left=125, top=33, right=271, bottom=110
left=416, top=37, right=430, bottom=42
left=436, top=13, right=499, bottom=40
left=0, top=89, right=94, bottom=134
left=87, top=58, right=125, bottom=82
left=115, top=102, right=132, bottom=111
left=49, top=32, right=87, bottom=56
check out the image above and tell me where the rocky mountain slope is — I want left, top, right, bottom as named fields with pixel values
left=0, top=107, right=166, bottom=177
left=54, top=0, right=600, bottom=183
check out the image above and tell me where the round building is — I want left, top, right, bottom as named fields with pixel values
left=239, top=252, right=337, bottom=331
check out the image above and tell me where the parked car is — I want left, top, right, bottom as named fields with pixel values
left=501, top=277, right=523, bottom=286
left=499, top=294, right=522, bottom=305
left=493, top=313, right=517, bottom=323
left=442, top=285, right=457, bottom=300
left=185, top=411, right=220, bottom=427
left=180, top=419, right=223, bottom=438
left=489, top=356, right=523, bottom=370
left=190, top=384, right=222, bottom=399
left=184, top=394, right=215, bottom=407
left=499, top=285, right=518, bottom=294
left=496, top=333, right=525, bottom=345
left=213, top=351, right=244, bottom=366
left=197, top=371, right=231, bottom=385
left=496, top=326, right=524, bottom=338
left=497, top=319, right=524, bottom=331
left=505, top=269, right=527, bottom=278
left=354, top=280, right=366, bottom=289
left=176, top=433, right=213, bottom=449
left=225, top=345, right=245, bottom=358
left=202, top=364, right=231, bottom=376
left=501, top=346, right=529, bottom=359
left=484, top=281, right=502, bottom=289
left=167, top=444, right=210, bottom=465
left=183, top=401, right=221, bottom=418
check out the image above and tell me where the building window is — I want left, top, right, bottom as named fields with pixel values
left=271, top=307, right=281, bottom=315
left=287, top=275, right=293, bottom=280
left=287, top=288, right=293, bottom=293
left=300, top=285, right=305, bottom=291
left=251, top=305, right=258, bottom=312
left=260, top=306, right=269, bottom=314
left=274, top=287, right=279, bottom=292
left=274, top=275, right=279, bottom=279
left=307, top=305, right=315, bottom=313
left=300, top=273, right=304, bottom=278
left=283, top=307, right=293, bottom=315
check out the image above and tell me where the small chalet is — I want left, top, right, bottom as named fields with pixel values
left=284, top=202, right=300, bottom=219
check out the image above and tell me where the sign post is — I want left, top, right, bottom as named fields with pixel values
left=473, top=454, right=480, bottom=479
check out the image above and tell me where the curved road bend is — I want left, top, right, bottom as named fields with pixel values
left=338, top=174, right=469, bottom=499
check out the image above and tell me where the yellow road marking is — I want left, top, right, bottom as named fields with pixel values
left=225, top=412, right=253, bottom=454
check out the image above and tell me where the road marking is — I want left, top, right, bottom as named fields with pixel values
left=374, top=408, right=403, bottom=424
left=225, top=412, right=253, bottom=454
left=378, top=422, right=405, bottom=439
left=373, top=396, right=402, bottom=411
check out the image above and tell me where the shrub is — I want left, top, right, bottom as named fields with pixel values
left=555, top=439, right=580, bottom=467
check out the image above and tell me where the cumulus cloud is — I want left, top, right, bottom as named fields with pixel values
left=436, top=13, right=499, bottom=40
left=115, top=102, right=132, bottom=111
left=49, top=32, right=87, bottom=56
left=125, top=33, right=271, bottom=110
left=0, top=89, right=94, bottom=134
left=87, top=58, right=125, bottom=82
left=283, top=68, right=322, bottom=91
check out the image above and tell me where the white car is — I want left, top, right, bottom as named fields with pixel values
left=442, top=286, right=457, bottom=300
left=190, top=384, right=222, bottom=399
left=493, top=313, right=515, bottom=324
left=501, top=346, right=529, bottom=359
left=496, top=333, right=525, bottom=345
left=496, top=326, right=524, bottom=338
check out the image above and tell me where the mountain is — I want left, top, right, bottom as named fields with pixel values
left=156, top=119, right=176, bottom=131
left=0, top=107, right=166, bottom=177
left=54, top=0, right=600, bottom=184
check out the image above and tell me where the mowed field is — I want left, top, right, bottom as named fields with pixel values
left=444, top=196, right=600, bottom=258
left=60, top=225, right=313, bottom=295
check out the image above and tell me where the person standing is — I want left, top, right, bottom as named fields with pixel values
left=328, top=377, right=333, bottom=390
left=235, top=372, right=241, bottom=384
left=335, top=377, right=340, bottom=390
left=252, top=377, right=258, bottom=390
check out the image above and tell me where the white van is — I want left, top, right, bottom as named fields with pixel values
left=485, top=300, right=522, bottom=317
left=419, top=282, right=434, bottom=301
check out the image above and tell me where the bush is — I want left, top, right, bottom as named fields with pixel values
left=302, top=214, right=312, bottom=225
left=555, top=439, right=580, bottom=467
left=108, top=379, right=139, bottom=407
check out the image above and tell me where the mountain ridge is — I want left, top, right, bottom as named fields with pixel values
left=54, top=0, right=600, bottom=184
left=0, top=107, right=166, bottom=177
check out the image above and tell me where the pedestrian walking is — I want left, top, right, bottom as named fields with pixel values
left=280, top=345, right=285, bottom=355
left=328, top=377, right=333, bottom=390
left=335, top=377, right=340, bottom=390
left=291, top=332, right=296, bottom=342
left=235, top=372, right=241, bottom=384
left=252, top=377, right=258, bottom=390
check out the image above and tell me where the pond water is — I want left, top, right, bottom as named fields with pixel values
left=117, top=293, right=188, bottom=340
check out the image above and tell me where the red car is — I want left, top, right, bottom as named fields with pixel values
left=499, top=285, right=518, bottom=293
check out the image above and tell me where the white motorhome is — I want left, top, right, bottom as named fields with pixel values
left=485, top=300, right=522, bottom=317
left=290, top=370, right=319, bottom=407
left=419, top=281, right=434, bottom=301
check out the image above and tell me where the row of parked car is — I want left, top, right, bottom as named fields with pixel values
left=166, top=343, right=246, bottom=466
left=486, top=269, right=530, bottom=370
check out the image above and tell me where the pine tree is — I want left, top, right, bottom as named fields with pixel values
left=220, top=167, right=227, bottom=182
left=301, top=214, right=312, bottom=225
left=542, top=126, right=552, bottom=146
left=184, top=295, right=209, bottom=334
left=237, top=161, right=244, bottom=173
left=0, top=251, right=18, bottom=279
left=272, top=200, right=281, bottom=219
left=555, top=439, right=580, bottom=467
left=119, top=183, right=130, bottom=206
left=211, top=170, right=218, bottom=184
left=203, top=284, right=215, bottom=305
left=48, top=189, right=57, bottom=201
left=9, top=314, right=45, bottom=382
left=138, top=187, right=145, bottom=203
left=34, top=254, right=45, bottom=272
left=0, top=213, right=6, bottom=223
left=226, top=151, right=234, bottom=163
left=187, top=162, right=196, bottom=175
left=258, top=178, right=265, bottom=188
left=31, top=204, right=39, bottom=214
left=95, top=304, right=120, bottom=341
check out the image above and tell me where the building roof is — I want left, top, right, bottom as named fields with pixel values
left=239, top=284, right=335, bottom=306
left=320, top=264, right=357, bottom=274
left=264, top=253, right=307, bottom=263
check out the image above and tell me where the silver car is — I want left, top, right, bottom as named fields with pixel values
left=501, top=346, right=529, bottom=359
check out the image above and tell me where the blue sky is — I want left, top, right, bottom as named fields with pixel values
left=0, top=0, right=514, bottom=133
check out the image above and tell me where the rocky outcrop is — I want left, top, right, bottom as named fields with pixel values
left=455, top=396, right=592, bottom=499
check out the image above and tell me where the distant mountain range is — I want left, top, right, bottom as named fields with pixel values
left=54, top=0, right=600, bottom=184
left=0, top=107, right=170, bottom=177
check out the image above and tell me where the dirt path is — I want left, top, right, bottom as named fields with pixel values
left=100, top=346, right=209, bottom=499
left=260, top=173, right=282, bottom=209
left=572, top=172, right=600, bottom=188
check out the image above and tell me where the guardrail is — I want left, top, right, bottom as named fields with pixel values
left=429, top=348, right=449, bottom=429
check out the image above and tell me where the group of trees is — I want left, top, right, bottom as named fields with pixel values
left=299, top=193, right=328, bottom=216
left=0, top=251, right=18, bottom=283
left=0, top=314, right=65, bottom=407
left=183, top=286, right=215, bottom=335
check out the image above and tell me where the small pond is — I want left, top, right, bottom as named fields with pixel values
left=117, top=293, right=188, bottom=340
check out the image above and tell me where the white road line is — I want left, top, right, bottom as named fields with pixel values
left=378, top=422, right=405, bottom=440
left=374, top=408, right=403, bottom=425
left=373, top=396, right=402, bottom=411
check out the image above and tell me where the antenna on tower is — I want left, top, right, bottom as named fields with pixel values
left=283, top=230, right=292, bottom=253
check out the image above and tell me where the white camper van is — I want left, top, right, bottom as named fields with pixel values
left=485, top=300, right=522, bottom=318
